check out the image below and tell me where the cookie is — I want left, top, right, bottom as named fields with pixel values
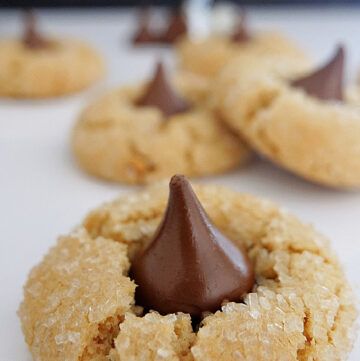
left=71, top=63, right=250, bottom=184
left=215, top=45, right=360, bottom=188
left=0, top=38, right=105, bottom=98
left=19, top=178, right=357, bottom=361
left=176, top=31, right=309, bottom=78
left=0, top=12, right=104, bottom=98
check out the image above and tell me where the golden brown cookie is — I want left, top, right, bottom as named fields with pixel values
left=0, top=38, right=105, bottom=98
left=19, top=182, right=357, bottom=361
left=176, top=32, right=309, bottom=78
left=71, top=70, right=250, bottom=184
left=18, top=229, right=134, bottom=361
left=214, top=49, right=360, bottom=188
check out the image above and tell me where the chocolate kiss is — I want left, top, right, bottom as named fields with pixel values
left=22, top=10, right=50, bottom=49
left=291, top=45, right=345, bottom=101
left=231, top=10, right=251, bottom=43
left=132, top=9, right=157, bottom=45
left=131, top=175, right=255, bottom=317
left=136, top=62, right=191, bottom=117
left=161, top=8, right=187, bottom=43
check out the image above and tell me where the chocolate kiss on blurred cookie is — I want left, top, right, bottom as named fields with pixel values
left=72, top=61, right=252, bottom=184
left=176, top=6, right=310, bottom=79
left=132, top=6, right=188, bottom=46
left=0, top=10, right=105, bottom=98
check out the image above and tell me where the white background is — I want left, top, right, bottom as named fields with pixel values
left=0, top=6, right=360, bottom=360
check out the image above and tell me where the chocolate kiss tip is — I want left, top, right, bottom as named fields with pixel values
left=291, top=45, right=345, bottom=101
left=135, top=61, right=191, bottom=117
left=170, top=173, right=186, bottom=186
left=131, top=175, right=255, bottom=317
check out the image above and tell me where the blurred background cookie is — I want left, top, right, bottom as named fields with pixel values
left=0, top=11, right=105, bottom=98
left=215, top=45, right=360, bottom=188
left=176, top=8, right=310, bottom=78
left=72, top=62, right=251, bottom=184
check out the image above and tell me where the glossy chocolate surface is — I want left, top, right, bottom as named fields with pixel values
left=291, top=45, right=345, bottom=101
left=136, top=62, right=191, bottom=117
left=131, top=175, right=255, bottom=317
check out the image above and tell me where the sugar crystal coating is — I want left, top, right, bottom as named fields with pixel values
left=110, top=313, right=194, bottom=361
left=20, top=183, right=357, bottom=360
left=18, top=230, right=135, bottom=361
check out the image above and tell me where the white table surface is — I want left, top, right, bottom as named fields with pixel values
left=1, top=7, right=360, bottom=360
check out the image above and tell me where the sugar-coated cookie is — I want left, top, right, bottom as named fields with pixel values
left=0, top=38, right=104, bottom=98
left=72, top=64, right=250, bottom=184
left=19, top=180, right=357, bottom=361
left=215, top=46, right=360, bottom=188
left=177, top=32, right=309, bottom=78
